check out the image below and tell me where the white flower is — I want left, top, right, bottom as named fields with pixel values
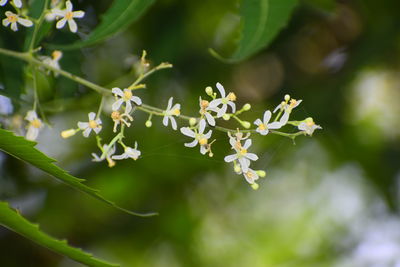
left=92, top=144, right=116, bottom=167
left=224, top=138, right=258, bottom=173
left=180, top=119, right=212, bottom=155
left=208, top=83, right=236, bottom=117
left=25, top=110, right=43, bottom=141
left=54, top=0, right=85, bottom=33
left=199, top=97, right=215, bottom=126
left=254, top=110, right=284, bottom=135
left=111, top=87, right=142, bottom=114
left=163, top=97, right=180, bottom=130
left=0, top=0, right=22, bottom=8
left=112, top=142, right=141, bottom=161
left=273, top=98, right=302, bottom=113
left=77, top=112, right=102, bottom=137
left=242, top=168, right=259, bottom=185
left=298, top=118, right=322, bottom=136
left=110, top=110, right=133, bottom=132
left=39, top=50, right=62, bottom=76
left=2, top=11, right=33, bottom=32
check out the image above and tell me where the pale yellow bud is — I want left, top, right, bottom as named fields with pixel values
left=241, top=121, right=251, bottom=129
left=145, top=120, right=152, bottom=127
left=234, top=165, right=241, bottom=173
left=251, top=183, right=259, bottom=190
left=205, top=86, right=213, bottom=96
left=222, top=114, right=230, bottom=120
left=189, top=117, right=197, bottom=126
left=61, top=129, right=76, bottom=139
left=256, top=170, right=266, bottom=177
left=242, top=103, right=251, bottom=111
left=284, top=94, right=290, bottom=102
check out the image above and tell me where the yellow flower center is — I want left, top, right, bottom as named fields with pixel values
left=200, top=100, right=209, bottom=109
left=227, top=92, right=237, bottom=101
left=7, top=14, right=17, bottom=23
left=111, top=111, right=120, bottom=120
left=65, top=11, right=74, bottom=20
left=172, top=108, right=180, bottom=116
left=31, top=119, right=42, bottom=128
left=258, top=123, right=266, bottom=131
left=199, top=138, right=208, bottom=145
left=306, top=121, right=315, bottom=127
left=239, top=148, right=247, bottom=155
left=88, top=120, right=98, bottom=129
left=123, top=90, right=133, bottom=101
left=289, top=99, right=298, bottom=107
left=246, top=171, right=254, bottom=178
left=52, top=50, right=62, bottom=61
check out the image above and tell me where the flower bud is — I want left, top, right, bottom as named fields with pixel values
left=222, top=114, right=231, bottom=120
left=234, top=165, right=241, bottom=173
left=242, top=103, right=251, bottom=111
left=251, top=183, right=259, bottom=190
left=241, top=121, right=251, bottom=129
left=61, top=129, right=76, bottom=139
left=284, top=94, right=290, bottom=101
left=189, top=117, right=197, bottom=126
left=256, top=170, right=266, bottom=177
left=205, top=86, right=213, bottom=96
left=145, top=120, right=152, bottom=127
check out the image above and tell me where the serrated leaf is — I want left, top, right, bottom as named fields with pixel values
left=0, top=201, right=119, bottom=267
left=0, top=129, right=157, bottom=217
left=211, top=0, right=298, bottom=63
left=57, top=0, right=156, bottom=50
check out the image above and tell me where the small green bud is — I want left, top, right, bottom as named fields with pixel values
left=222, top=114, right=231, bottom=120
left=256, top=170, right=266, bottom=177
left=284, top=94, right=290, bottom=101
left=145, top=120, right=152, bottom=127
left=205, top=86, right=213, bottom=96
left=304, top=117, right=314, bottom=123
left=251, top=183, right=259, bottom=190
left=189, top=117, right=197, bottom=126
left=234, top=165, right=241, bottom=173
left=243, top=103, right=251, bottom=111
left=241, top=121, right=251, bottom=129
left=61, top=129, right=77, bottom=139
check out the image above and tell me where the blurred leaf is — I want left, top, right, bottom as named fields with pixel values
left=303, top=0, right=336, bottom=11
left=210, top=0, right=298, bottom=63
left=0, top=129, right=157, bottom=217
left=57, top=0, right=156, bottom=49
left=0, top=201, right=119, bottom=267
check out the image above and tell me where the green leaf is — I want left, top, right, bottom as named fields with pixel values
left=210, top=0, right=298, bottom=63
left=56, top=0, right=156, bottom=49
left=0, top=201, right=119, bottom=267
left=0, top=129, right=157, bottom=217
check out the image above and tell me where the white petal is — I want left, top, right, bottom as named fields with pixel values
left=112, top=154, right=127, bottom=160
left=17, top=18, right=33, bottom=27
left=229, top=137, right=237, bottom=148
left=243, top=139, right=252, bottom=149
left=91, top=153, right=102, bottom=162
left=131, top=96, right=142, bottom=105
left=10, top=22, right=18, bottom=31
left=238, top=158, right=250, bottom=173
left=185, top=139, right=198, bottom=147
left=163, top=115, right=169, bottom=127
left=254, top=119, right=262, bottom=126
left=26, top=127, right=39, bottom=141
left=246, top=153, right=258, bottom=161
left=198, top=119, right=206, bottom=134
left=0, top=0, right=7, bottom=6
left=73, top=10, right=85, bottom=18
left=268, top=121, right=282, bottom=129
left=200, top=145, right=207, bottom=155
left=82, top=127, right=91, bottom=137
left=273, top=103, right=281, bottom=113
left=180, top=127, right=195, bottom=138
left=93, top=126, right=102, bottom=134
left=263, top=110, right=272, bottom=124
left=167, top=97, right=173, bottom=110
left=25, top=110, right=37, bottom=121
left=279, top=112, right=289, bottom=125
left=2, top=18, right=10, bottom=27
left=216, top=82, right=226, bottom=97
left=205, top=113, right=215, bottom=126
left=227, top=101, right=236, bottom=113
left=209, top=99, right=222, bottom=109
left=51, top=9, right=65, bottom=17
left=67, top=18, right=77, bottom=33
left=13, top=0, right=22, bottom=8
left=111, top=98, right=123, bottom=111
left=88, top=112, right=96, bottom=120
left=65, top=0, right=73, bottom=12
left=217, top=104, right=227, bottom=117
left=170, top=117, right=177, bottom=130
left=204, top=130, right=212, bottom=139
left=77, top=121, right=88, bottom=130
left=125, top=101, right=132, bottom=114
left=112, top=87, right=123, bottom=96
left=224, top=154, right=237, bottom=163
left=56, top=18, right=67, bottom=29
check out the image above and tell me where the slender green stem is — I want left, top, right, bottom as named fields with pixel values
left=0, top=47, right=304, bottom=140
left=27, top=0, right=50, bottom=52
left=128, top=62, right=172, bottom=90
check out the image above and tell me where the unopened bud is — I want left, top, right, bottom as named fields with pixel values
left=256, top=170, right=266, bottom=177
left=189, top=117, right=197, bottom=126
left=284, top=94, right=290, bottom=101
left=241, top=121, right=251, bottom=129
left=61, top=129, right=76, bottom=139
left=251, top=183, right=259, bottom=190
left=145, top=120, right=152, bottom=127
left=242, top=103, right=251, bottom=111
left=222, top=114, right=231, bottom=120
left=205, top=86, right=213, bottom=96
left=234, top=165, right=241, bottom=173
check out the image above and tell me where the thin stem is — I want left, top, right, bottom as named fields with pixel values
left=28, top=0, right=50, bottom=52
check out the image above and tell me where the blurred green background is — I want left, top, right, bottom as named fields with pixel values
left=1, top=0, right=400, bottom=266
